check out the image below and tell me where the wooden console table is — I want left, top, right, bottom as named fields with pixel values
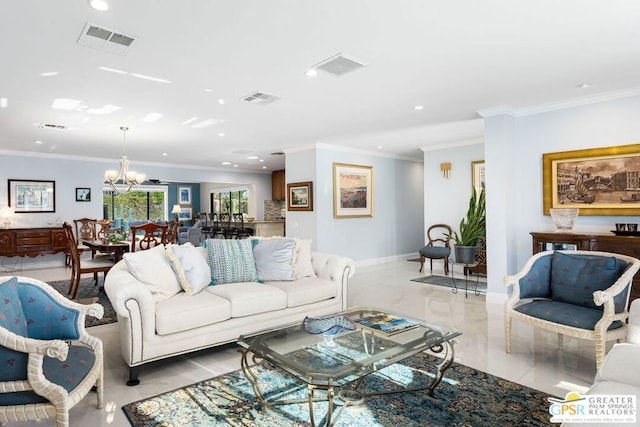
left=0, top=227, right=67, bottom=258
left=531, top=231, right=640, bottom=303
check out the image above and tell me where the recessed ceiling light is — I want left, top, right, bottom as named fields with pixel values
left=577, top=83, right=592, bottom=89
left=246, top=156, right=259, bottom=160
left=259, top=159, right=264, bottom=163
left=35, top=140, right=43, bottom=144
left=233, top=164, right=238, bottom=168
left=413, top=105, right=424, bottom=111
left=221, top=161, right=232, bottom=165
left=218, top=98, right=225, bottom=105
left=40, top=71, right=59, bottom=77
left=204, top=88, right=214, bottom=93
left=88, top=0, right=109, bottom=11
left=162, top=152, right=167, bottom=156
left=262, top=166, right=267, bottom=169
left=0, top=98, right=7, bottom=108
left=305, top=69, right=318, bottom=77
left=218, top=132, right=225, bottom=137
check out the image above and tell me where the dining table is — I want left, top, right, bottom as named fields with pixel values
left=81, top=239, right=130, bottom=262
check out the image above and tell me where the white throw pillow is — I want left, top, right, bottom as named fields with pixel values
left=295, top=239, right=316, bottom=278
left=123, top=244, right=182, bottom=302
left=166, top=243, right=211, bottom=296
left=252, top=237, right=297, bottom=281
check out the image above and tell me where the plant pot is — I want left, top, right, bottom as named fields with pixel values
left=455, top=245, right=477, bottom=264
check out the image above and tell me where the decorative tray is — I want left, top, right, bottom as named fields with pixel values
left=611, top=230, right=640, bottom=236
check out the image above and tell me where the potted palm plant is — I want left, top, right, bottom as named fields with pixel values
left=446, top=187, right=486, bottom=264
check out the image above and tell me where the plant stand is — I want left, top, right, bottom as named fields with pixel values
left=448, top=259, right=482, bottom=298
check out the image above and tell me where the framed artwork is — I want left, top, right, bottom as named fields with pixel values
left=75, top=187, right=91, bottom=202
left=8, top=179, right=56, bottom=213
left=542, top=143, right=640, bottom=216
left=178, top=186, right=191, bottom=205
left=333, top=163, right=373, bottom=218
left=178, top=207, right=193, bottom=221
left=471, top=160, right=485, bottom=192
left=287, top=181, right=313, bottom=211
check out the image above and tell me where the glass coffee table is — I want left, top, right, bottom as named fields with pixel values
left=237, top=307, right=462, bottom=426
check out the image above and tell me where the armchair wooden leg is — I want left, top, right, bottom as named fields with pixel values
left=444, top=256, right=449, bottom=275
left=504, top=315, right=512, bottom=354
left=419, top=255, right=424, bottom=272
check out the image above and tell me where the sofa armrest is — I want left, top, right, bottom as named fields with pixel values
left=596, top=343, right=640, bottom=386
left=311, top=252, right=355, bottom=311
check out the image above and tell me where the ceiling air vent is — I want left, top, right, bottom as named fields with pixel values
left=241, top=91, right=281, bottom=106
left=77, top=22, right=137, bottom=55
left=314, top=53, right=366, bottom=76
left=38, top=123, right=66, bottom=130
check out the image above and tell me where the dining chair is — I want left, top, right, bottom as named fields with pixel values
left=63, top=223, right=114, bottom=300
left=92, top=219, right=113, bottom=243
left=165, top=220, right=179, bottom=244
left=64, top=217, right=96, bottom=266
left=418, top=224, right=452, bottom=275
left=130, top=222, right=168, bottom=252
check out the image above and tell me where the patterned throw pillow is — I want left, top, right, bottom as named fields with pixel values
left=206, top=239, right=258, bottom=285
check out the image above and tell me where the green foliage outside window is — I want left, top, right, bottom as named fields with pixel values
left=103, top=190, right=166, bottom=220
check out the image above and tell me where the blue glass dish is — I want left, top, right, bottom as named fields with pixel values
left=303, top=314, right=356, bottom=336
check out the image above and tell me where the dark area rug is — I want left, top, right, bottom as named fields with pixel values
left=123, top=351, right=555, bottom=426
left=411, top=274, right=488, bottom=294
left=48, top=278, right=117, bottom=327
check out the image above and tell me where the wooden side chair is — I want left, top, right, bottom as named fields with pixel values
left=64, top=218, right=96, bottom=266
left=418, top=224, right=452, bottom=275
left=63, top=223, right=114, bottom=300
left=0, top=275, right=104, bottom=427
left=130, top=222, right=168, bottom=252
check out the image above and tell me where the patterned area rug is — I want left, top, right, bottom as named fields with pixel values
left=123, top=351, right=555, bottom=426
left=48, top=278, right=117, bottom=327
left=411, top=275, right=488, bottom=294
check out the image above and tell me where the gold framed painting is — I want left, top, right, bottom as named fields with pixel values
left=333, top=163, right=373, bottom=218
left=287, top=181, right=313, bottom=211
left=471, top=160, right=485, bottom=192
left=542, top=143, right=640, bottom=216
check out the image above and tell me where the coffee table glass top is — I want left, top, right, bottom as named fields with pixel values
left=237, top=307, right=461, bottom=387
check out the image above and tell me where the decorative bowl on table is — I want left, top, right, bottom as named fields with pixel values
left=303, top=314, right=356, bottom=349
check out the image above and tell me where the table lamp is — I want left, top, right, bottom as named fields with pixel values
left=0, top=206, right=15, bottom=229
left=171, top=204, right=182, bottom=222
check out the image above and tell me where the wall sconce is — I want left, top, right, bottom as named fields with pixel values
left=440, top=162, right=451, bottom=179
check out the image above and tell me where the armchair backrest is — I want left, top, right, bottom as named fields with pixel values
left=426, top=224, right=452, bottom=248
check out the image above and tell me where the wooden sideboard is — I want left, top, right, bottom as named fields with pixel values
left=531, top=231, right=640, bottom=303
left=0, top=227, right=67, bottom=258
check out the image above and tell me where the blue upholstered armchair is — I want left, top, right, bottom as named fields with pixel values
left=504, top=250, right=640, bottom=369
left=0, top=276, right=104, bottom=427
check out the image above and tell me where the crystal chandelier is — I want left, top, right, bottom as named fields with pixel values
left=105, top=126, right=146, bottom=194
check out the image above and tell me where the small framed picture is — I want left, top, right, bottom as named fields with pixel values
left=178, top=186, right=192, bottom=205
left=287, top=181, right=313, bottom=211
left=76, top=187, right=91, bottom=202
left=178, top=207, right=193, bottom=221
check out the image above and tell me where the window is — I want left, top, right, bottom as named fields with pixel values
left=103, top=185, right=168, bottom=220
left=210, top=187, right=248, bottom=218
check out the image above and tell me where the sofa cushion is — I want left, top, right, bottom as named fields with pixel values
left=166, top=243, right=211, bottom=295
left=155, top=291, right=231, bottom=335
left=252, top=237, right=296, bottom=281
left=205, top=239, right=257, bottom=284
left=267, top=277, right=336, bottom=307
left=123, top=244, right=182, bottom=302
left=550, top=251, right=619, bottom=308
left=206, top=282, right=287, bottom=317
left=295, top=239, right=316, bottom=278
left=514, top=300, right=623, bottom=330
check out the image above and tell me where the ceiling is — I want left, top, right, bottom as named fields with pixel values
left=1, top=1, right=640, bottom=173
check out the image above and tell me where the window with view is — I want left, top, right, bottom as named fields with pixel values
left=103, top=186, right=168, bottom=220
left=210, top=188, right=248, bottom=218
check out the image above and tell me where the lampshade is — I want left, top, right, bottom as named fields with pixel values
left=171, top=204, right=182, bottom=215
left=0, top=206, right=15, bottom=229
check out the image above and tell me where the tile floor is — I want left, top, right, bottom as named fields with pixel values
left=5, top=260, right=601, bottom=426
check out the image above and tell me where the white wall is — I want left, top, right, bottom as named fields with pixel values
left=285, top=145, right=424, bottom=261
left=483, top=95, right=640, bottom=298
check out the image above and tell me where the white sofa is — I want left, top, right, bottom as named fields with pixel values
left=104, top=242, right=355, bottom=385
left=561, top=299, right=640, bottom=427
